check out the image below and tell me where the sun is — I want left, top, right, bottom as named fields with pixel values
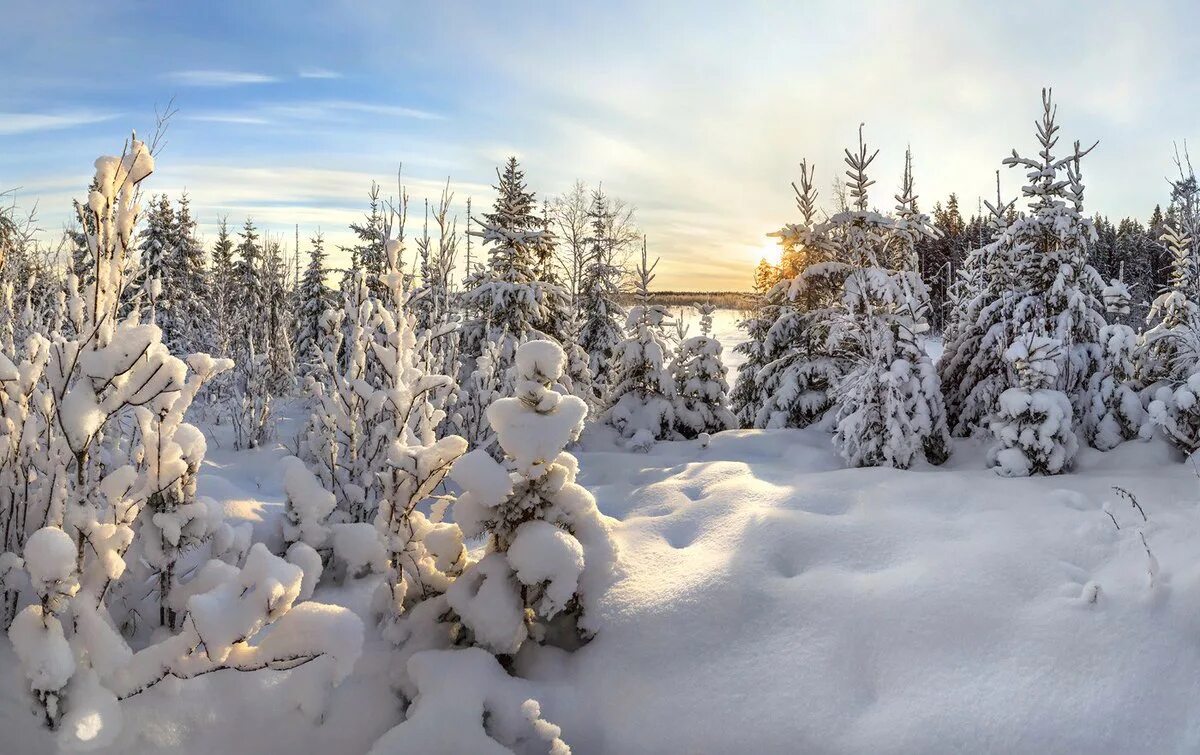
left=756, top=240, right=783, bottom=267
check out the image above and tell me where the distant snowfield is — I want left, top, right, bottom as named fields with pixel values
left=5, top=408, right=1200, bottom=753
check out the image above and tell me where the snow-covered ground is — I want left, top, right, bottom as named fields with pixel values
left=5, top=404, right=1200, bottom=753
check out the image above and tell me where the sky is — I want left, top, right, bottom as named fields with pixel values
left=2, top=0, right=1200, bottom=290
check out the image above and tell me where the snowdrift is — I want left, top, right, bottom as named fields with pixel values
left=6, top=424, right=1200, bottom=753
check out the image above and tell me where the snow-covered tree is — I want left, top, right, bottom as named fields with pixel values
left=823, top=138, right=951, bottom=468
left=294, top=231, right=334, bottom=369
left=602, top=240, right=676, bottom=446
left=449, top=340, right=616, bottom=656
left=1, top=136, right=359, bottom=745
left=940, top=90, right=1105, bottom=439
left=671, top=303, right=735, bottom=438
left=460, top=159, right=571, bottom=380
left=1085, top=277, right=1149, bottom=450
left=167, top=193, right=214, bottom=356
left=989, top=335, right=1078, bottom=476
left=749, top=159, right=842, bottom=430
left=576, top=188, right=629, bottom=387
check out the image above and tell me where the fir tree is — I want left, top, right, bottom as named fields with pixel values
left=602, top=239, right=676, bottom=446
left=576, top=188, right=628, bottom=391
left=671, top=302, right=736, bottom=438
left=295, top=231, right=334, bottom=367
left=940, top=90, right=1105, bottom=440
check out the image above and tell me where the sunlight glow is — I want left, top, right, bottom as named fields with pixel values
left=757, top=241, right=783, bottom=267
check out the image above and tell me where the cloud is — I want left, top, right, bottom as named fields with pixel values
left=183, top=113, right=272, bottom=126
left=0, top=110, right=119, bottom=135
left=165, top=70, right=278, bottom=87
left=300, top=100, right=443, bottom=121
left=298, top=68, right=342, bottom=79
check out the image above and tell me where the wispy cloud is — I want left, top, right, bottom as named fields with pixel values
left=165, top=70, right=279, bottom=87
left=0, top=110, right=118, bottom=135
left=271, top=100, right=443, bottom=122
left=298, top=68, right=342, bottom=79
left=183, top=112, right=272, bottom=126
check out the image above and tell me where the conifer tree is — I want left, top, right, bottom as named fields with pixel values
left=461, top=158, right=570, bottom=374
left=602, top=239, right=676, bottom=446
left=295, top=231, right=334, bottom=367
left=822, top=137, right=950, bottom=468
left=671, top=302, right=736, bottom=438
left=990, top=335, right=1078, bottom=476
left=751, top=159, right=842, bottom=430
left=940, top=90, right=1105, bottom=440
left=1142, top=223, right=1200, bottom=453
left=577, top=188, right=627, bottom=385
left=449, top=341, right=616, bottom=655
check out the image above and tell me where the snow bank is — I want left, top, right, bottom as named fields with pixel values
left=527, top=430, right=1200, bottom=753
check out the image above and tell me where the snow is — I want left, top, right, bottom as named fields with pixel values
left=331, top=522, right=387, bottom=576
left=8, top=400, right=1200, bottom=753
left=8, top=606, right=74, bottom=694
left=369, top=648, right=569, bottom=755
left=508, top=520, right=585, bottom=618
left=22, top=527, right=77, bottom=593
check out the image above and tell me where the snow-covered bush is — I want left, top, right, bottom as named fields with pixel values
left=281, top=455, right=337, bottom=552
left=369, top=648, right=571, bottom=755
left=1147, top=372, right=1200, bottom=455
left=1085, top=278, right=1148, bottom=450
left=989, top=336, right=1078, bottom=477
left=671, top=303, right=735, bottom=438
left=2, top=136, right=359, bottom=741
left=300, top=247, right=454, bottom=523
left=602, top=243, right=676, bottom=445
left=450, top=340, right=616, bottom=655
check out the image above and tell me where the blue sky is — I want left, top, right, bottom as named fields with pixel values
left=3, top=1, right=1200, bottom=289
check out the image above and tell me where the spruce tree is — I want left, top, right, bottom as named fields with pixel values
left=823, top=137, right=950, bottom=468
left=940, top=90, right=1105, bottom=440
left=752, top=159, right=842, bottom=430
left=602, top=239, right=676, bottom=446
left=295, top=231, right=334, bottom=367
left=461, top=158, right=570, bottom=372
left=577, top=188, right=627, bottom=392
left=671, top=302, right=736, bottom=438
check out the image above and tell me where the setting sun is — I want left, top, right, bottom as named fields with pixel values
left=756, top=239, right=783, bottom=266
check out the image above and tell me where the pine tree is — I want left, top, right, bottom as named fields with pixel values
left=576, top=188, right=628, bottom=394
left=823, top=137, right=950, bottom=468
left=448, top=341, right=616, bottom=655
left=989, top=335, right=1078, bottom=476
left=295, top=231, right=334, bottom=367
left=940, top=90, right=1105, bottom=440
left=135, top=193, right=176, bottom=321
left=751, top=159, right=842, bottom=430
left=602, top=239, right=676, bottom=446
left=1086, top=276, right=1148, bottom=450
left=461, top=158, right=570, bottom=374
left=168, top=193, right=213, bottom=355
left=347, top=183, right=388, bottom=295
left=1142, top=223, right=1200, bottom=453
left=671, top=302, right=736, bottom=438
